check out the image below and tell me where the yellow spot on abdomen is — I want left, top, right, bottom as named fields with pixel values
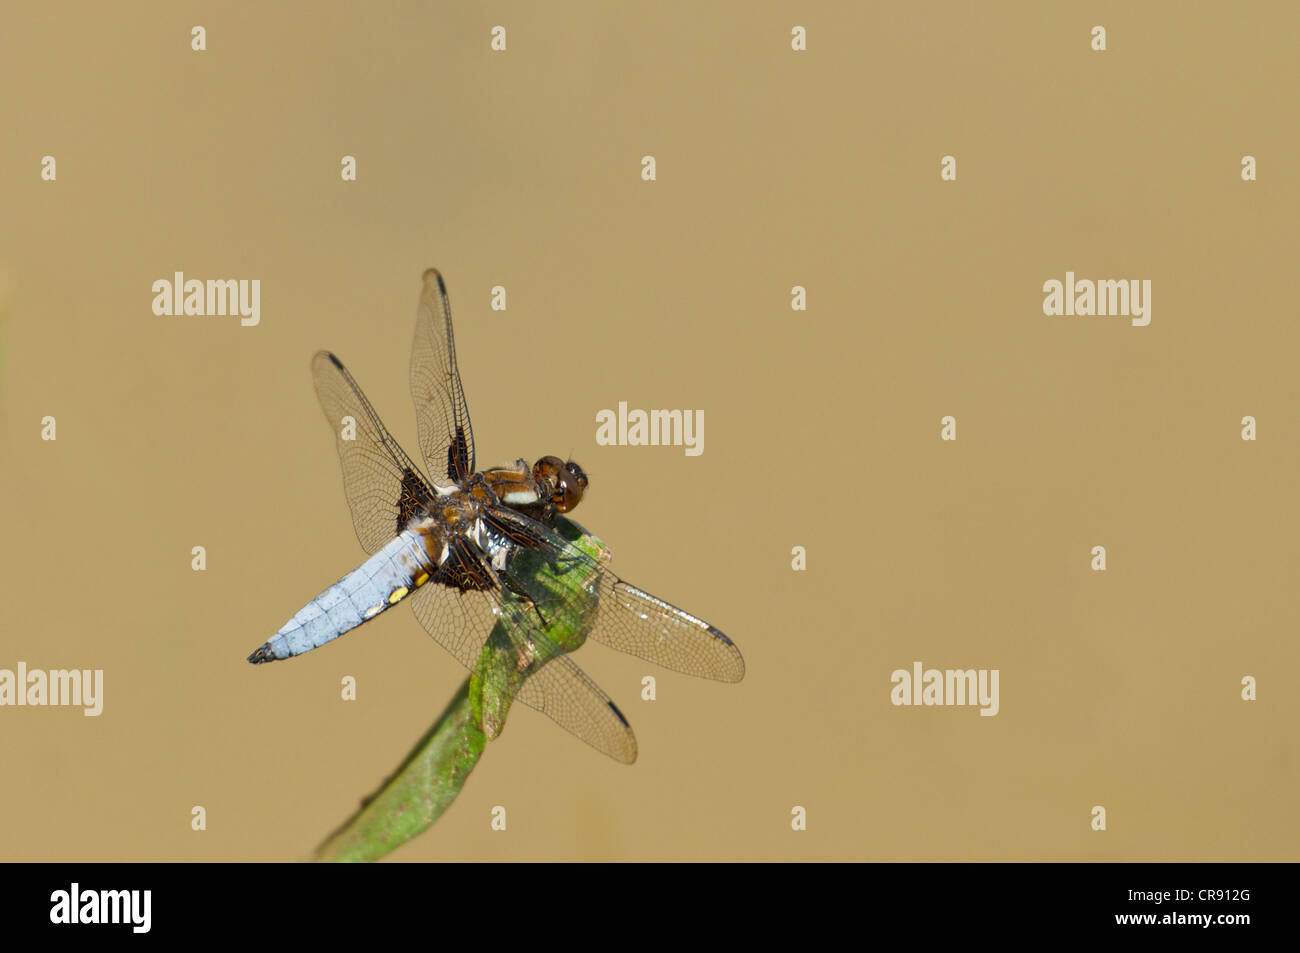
left=388, top=586, right=409, bottom=604
left=414, top=571, right=430, bottom=587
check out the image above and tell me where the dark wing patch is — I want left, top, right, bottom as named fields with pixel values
left=397, top=467, right=428, bottom=536
left=410, top=268, right=476, bottom=484
left=311, top=350, right=436, bottom=554
left=433, top=535, right=499, bottom=593
left=447, top=426, right=472, bottom=487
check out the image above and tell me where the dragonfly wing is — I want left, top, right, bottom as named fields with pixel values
left=407, top=531, right=638, bottom=763
left=410, top=268, right=476, bottom=484
left=406, top=536, right=508, bottom=671
left=311, top=350, right=435, bottom=555
left=510, top=634, right=639, bottom=764
left=484, top=506, right=745, bottom=682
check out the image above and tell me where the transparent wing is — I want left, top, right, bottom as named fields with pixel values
left=407, top=541, right=638, bottom=764
left=410, top=268, right=475, bottom=485
left=484, top=506, right=745, bottom=683
left=311, top=350, right=436, bottom=555
left=506, top=603, right=639, bottom=765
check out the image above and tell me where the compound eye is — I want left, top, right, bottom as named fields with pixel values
left=565, top=460, right=588, bottom=491
left=556, top=466, right=585, bottom=512
left=533, top=455, right=564, bottom=482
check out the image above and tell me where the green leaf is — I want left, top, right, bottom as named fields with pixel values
left=313, top=517, right=608, bottom=862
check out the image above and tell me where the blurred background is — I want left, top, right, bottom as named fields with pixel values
left=0, top=1, right=1296, bottom=860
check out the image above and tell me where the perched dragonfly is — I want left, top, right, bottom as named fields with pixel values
left=247, top=269, right=744, bottom=763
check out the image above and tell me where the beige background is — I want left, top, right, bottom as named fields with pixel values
left=2, top=2, right=1297, bottom=861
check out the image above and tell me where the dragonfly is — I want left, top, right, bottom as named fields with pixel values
left=247, top=269, right=744, bottom=763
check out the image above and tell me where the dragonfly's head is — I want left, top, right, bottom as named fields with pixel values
left=533, top=455, right=588, bottom=513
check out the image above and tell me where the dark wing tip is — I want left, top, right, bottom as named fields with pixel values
left=607, top=701, right=638, bottom=764
left=607, top=699, right=630, bottom=728
left=422, top=267, right=446, bottom=294
left=311, top=350, right=344, bottom=371
left=706, top=626, right=746, bottom=682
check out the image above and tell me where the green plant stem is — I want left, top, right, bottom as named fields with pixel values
left=312, top=678, right=485, bottom=862
left=312, top=517, right=605, bottom=862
